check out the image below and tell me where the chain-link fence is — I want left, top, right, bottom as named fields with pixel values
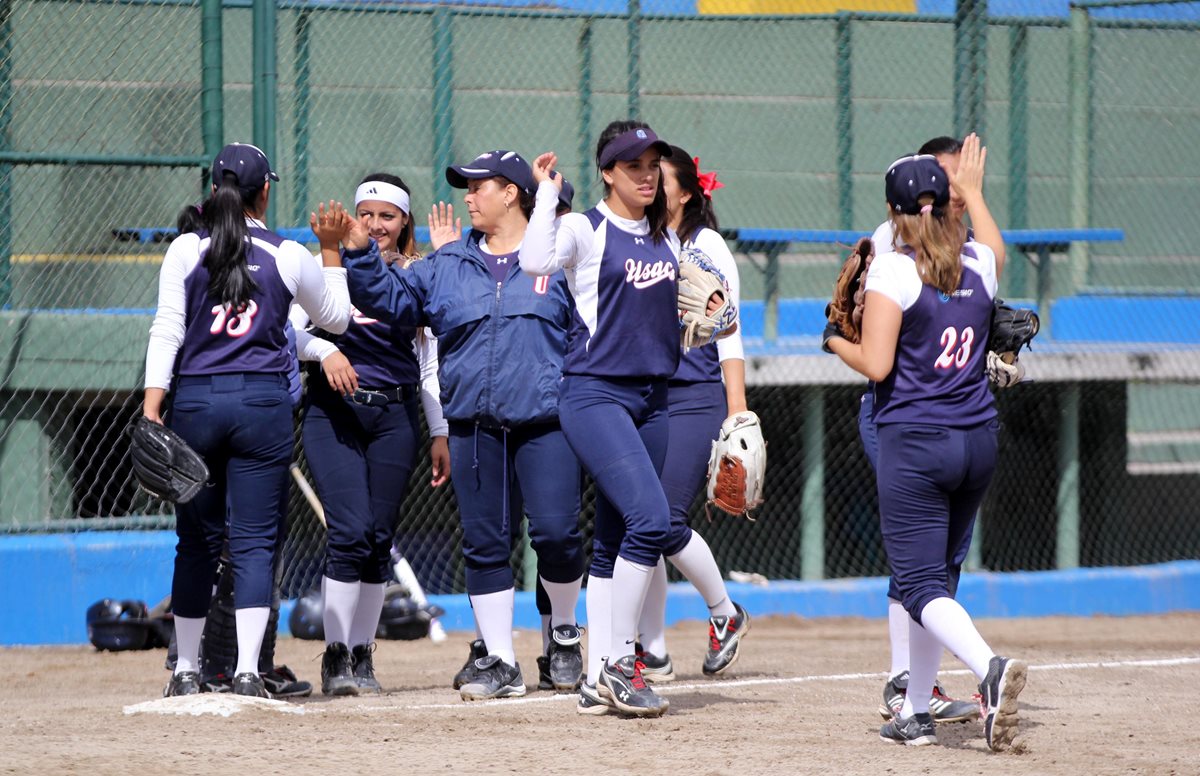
left=1, top=0, right=1198, bottom=600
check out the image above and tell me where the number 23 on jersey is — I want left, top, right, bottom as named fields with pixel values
left=935, top=326, right=974, bottom=369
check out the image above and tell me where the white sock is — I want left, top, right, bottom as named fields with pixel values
left=918, top=596, right=995, bottom=679
left=173, top=615, right=206, bottom=674
left=233, top=606, right=270, bottom=676
left=637, top=558, right=669, bottom=657
left=349, top=582, right=386, bottom=647
left=469, top=588, right=515, bottom=667
left=900, top=617, right=942, bottom=718
left=667, top=532, right=735, bottom=617
left=888, top=598, right=911, bottom=677
left=611, top=557, right=655, bottom=659
left=541, top=614, right=552, bottom=654
left=540, top=575, right=583, bottom=631
left=323, top=577, right=359, bottom=646
left=584, top=575, right=611, bottom=686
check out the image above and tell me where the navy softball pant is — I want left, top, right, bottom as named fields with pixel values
left=558, top=375, right=671, bottom=577
left=859, top=391, right=978, bottom=602
left=448, top=421, right=583, bottom=596
left=168, top=373, right=293, bottom=616
left=302, top=379, right=421, bottom=585
left=661, top=380, right=727, bottom=556
left=876, top=419, right=999, bottom=624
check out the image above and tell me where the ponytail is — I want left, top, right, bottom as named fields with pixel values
left=891, top=202, right=963, bottom=296
left=204, top=172, right=260, bottom=311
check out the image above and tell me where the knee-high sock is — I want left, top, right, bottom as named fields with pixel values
left=584, top=575, right=612, bottom=686
left=900, top=616, right=942, bottom=718
left=349, top=582, right=386, bottom=647
left=610, top=557, right=655, bottom=660
left=918, top=597, right=995, bottom=679
left=470, top=588, right=516, bottom=667
left=173, top=615, right=205, bottom=674
left=541, top=615, right=552, bottom=654
left=540, top=575, right=583, bottom=632
left=667, top=532, right=735, bottom=617
left=888, top=598, right=911, bottom=677
left=322, top=577, right=359, bottom=646
left=637, top=558, right=669, bottom=657
left=233, top=606, right=270, bottom=676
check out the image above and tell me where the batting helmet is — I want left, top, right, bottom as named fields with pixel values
left=87, top=599, right=154, bottom=651
left=376, top=585, right=445, bottom=641
left=287, top=590, right=324, bottom=640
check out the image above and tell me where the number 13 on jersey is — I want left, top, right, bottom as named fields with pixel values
left=935, top=326, right=974, bottom=369
left=210, top=300, right=259, bottom=338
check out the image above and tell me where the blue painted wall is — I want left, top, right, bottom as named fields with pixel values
left=4, top=530, right=1198, bottom=646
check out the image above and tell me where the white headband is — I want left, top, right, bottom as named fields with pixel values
left=354, top=180, right=410, bottom=214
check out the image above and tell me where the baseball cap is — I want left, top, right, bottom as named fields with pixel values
left=446, top=150, right=536, bottom=195
left=597, top=126, right=672, bottom=170
left=211, top=142, right=279, bottom=189
left=885, top=154, right=949, bottom=215
left=554, top=174, right=575, bottom=212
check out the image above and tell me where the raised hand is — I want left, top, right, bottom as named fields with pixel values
left=343, top=208, right=371, bottom=251
left=948, top=132, right=986, bottom=203
left=311, top=200, right=349, bottom=248
left=532, top=152, right=562, bottom=189
left=428, top=202, right=462, bottom=251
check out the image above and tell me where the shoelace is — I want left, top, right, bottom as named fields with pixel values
left=973, top=692, right=986, bottom=717
left=709, top=616, right=736, bottom=651
left=630, top=660, right=649, bottom=691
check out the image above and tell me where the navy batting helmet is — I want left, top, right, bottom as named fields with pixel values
left=87, top=599, right=154, bottom=651
left=287, top=590, right=324, bottom=640
left=376, top=585, right=445, bottom=641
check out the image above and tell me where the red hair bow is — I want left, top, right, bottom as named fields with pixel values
left=694, top=157, right=724, bottom=199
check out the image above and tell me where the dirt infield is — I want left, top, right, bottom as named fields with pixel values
left=1, top=612, right=1197, bottom=776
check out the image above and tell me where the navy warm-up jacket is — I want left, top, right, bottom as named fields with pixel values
left=342, top=231, right=572, bottom=428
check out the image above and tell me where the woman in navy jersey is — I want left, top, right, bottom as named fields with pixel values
left=291, top=173, right=450, bottom=696
left=523, top=120, right=699, bottom=718
left=826, top=135, right=1026, bottom=751
left=144, top=143, right=351, bottom=698
left=342, top=151, right=585, bottom=703
left=634, top=147, right=751, bottom=682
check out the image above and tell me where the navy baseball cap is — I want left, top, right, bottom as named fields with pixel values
left=211, top=142, right=279, bottom=189
left=597, top=126, right=672, bottom=170
left=555, top=174, right=575, bottom=212
left=446, top=150, right=536, bottom=195
left=885, top=154, right=949, bottom=215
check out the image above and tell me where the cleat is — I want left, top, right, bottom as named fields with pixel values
left=634, top=641, right=675, bottom=683
left=547, top=624, right=584, bottom=692
left=879, top=712, right=937, bottom=746
left=261, top=665, right=312, bottom=698
left=536, top=656, right=554, bottom=691
left=703, top=601, right=751, bottom=676
left=879, top=671, right=979, bottom=724
left=577, top=681, right=614, bottom=716
left=351, top=644, right=382, bottom=694
left=232, top=671, right=270, bottom=698
left=979, top=656, right=1027, bottom=752
left=598, top=655, right=669, bottom=718
left=459, top=654, right=526, bottom=701
left=200, top=672, right=233, bottom=694
left=163, top=670, right=202, bottom=698
left=452, top=639, right=488, bottom=690
left=321, top=642, right=360, bottom=697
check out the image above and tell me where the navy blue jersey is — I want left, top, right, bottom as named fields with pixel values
left=671, top=341, right=720, bottom=383
left=324, top=306, right=420, bottom=389
left=177, top=227, right=293, bottom=376
left=562, top=208, right=680, bottom=379
left=870, top=244, right=998, bottom=426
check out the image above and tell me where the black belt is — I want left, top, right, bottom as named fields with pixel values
left=347, top=384, right=417, bottom=407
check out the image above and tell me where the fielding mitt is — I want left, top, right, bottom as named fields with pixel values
left=825, top=236, right=875, bottom=343
left=678, top=247, right=737, bottom=351
left=986, top=300, right=1039, bottom=389
left=127, top=416, right=209, bottom=503
left=706, top=411, right=767, bottom=519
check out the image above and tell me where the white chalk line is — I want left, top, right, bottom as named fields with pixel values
left=308, top=654, right=1200, bottom=714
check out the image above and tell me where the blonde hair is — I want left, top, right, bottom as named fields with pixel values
left=890, top=195, right=964, bottom=296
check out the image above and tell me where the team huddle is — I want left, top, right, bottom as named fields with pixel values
left=141, top=120, right=1027, bottom=749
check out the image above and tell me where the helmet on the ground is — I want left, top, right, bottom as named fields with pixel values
left=287, top=590, right=324, bottom=640
left=376, top=585, right=445, bottom=641
left=86, top=599, right=152, bottom=651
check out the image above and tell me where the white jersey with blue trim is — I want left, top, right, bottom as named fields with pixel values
left=521, top=181, right=682, bottom=379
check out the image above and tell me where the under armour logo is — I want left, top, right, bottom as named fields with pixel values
left=496, top=257, right=508, bottom=264
left=634, top=237, right=645, bottom=245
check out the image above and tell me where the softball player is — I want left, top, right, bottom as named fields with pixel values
left=341, top=151, right=585, bottom=702
left=145, top=142, right=351, bottom=698
left=291, top=173, right=450, bottom=696
left=522, top=121, right=695, bottom=718
left=826, top=136, right=1027, bottom=751
left=634, top=147, right=750, bottom=681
